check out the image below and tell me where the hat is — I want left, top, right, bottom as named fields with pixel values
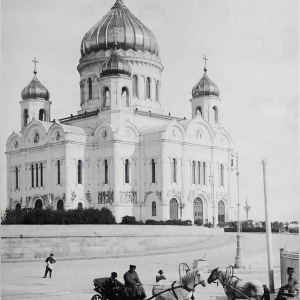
left=111, top=272, right=117, bottom=278
left=130, top=265, right=136, bottom=269
left=50, top=253, right=54, bottom=256
left=287, top=267, right=294, bottom=272
left=158, top=270, right=163, bottom=274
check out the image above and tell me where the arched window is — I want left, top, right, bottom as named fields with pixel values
left=125, top=159, right=130, bottom=184
left=196, top=106, right=202, bottom=116
left=213, top=106, right=218, bottom=123
left=39, top=109, right=46, bottom=121
left=24, top=109, right=29, bottom=126
left=40, top=163, right=43, bottom=187
left=197, top=162, right=201, bottom=184
left=146, top=77, right=151, bottom=99
left=170, top=198, right=178, bottom=219
left=192, top=161, right=196, bottom=184
left=172, top=158, right=177, bottom=183
left=35, top=163, right=39, bottom=187
left=155, top=81, right=159, bottom=101
left=193, top=197, right=203, bottom=222
left=103, top=87, right=110, bottom=107
left=151, top=159, right=156, bottom=183
left=152, top=201, right=156, bottom=216
left=15, top=166, right=19, bottom=190
left=218, top=200, right=225, bottom=223
left=31, top=164, right=34, bottom=188
left=220, top=164, right=224, bottom=187
left=57, top=199, right=64, bottom=211
left=78, top=160, right=83, bottom=184
left=80, top=82, right=84, bottom=105
left=15, top=203, right=21, bottom=211
left=104, top=159, right=108, bottom=184
left=57, top=160, right=61, bottom=185
left=203, top=162, right=206, bottom=185
left=122, top=87, right=129, bottom=107
left=78, top=202, right=83, bottom=209
left=35, top=199, right=43, bottom=210
left=88, top=78, right=92, bottom=100
left=133, top=75, right=139, bottom=98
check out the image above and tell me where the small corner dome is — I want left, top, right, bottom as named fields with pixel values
left=192, top=69, right=220, bottom=98
left=21, top=72, right=50, bottom=101
left=100, top=50, right=131, bottom=78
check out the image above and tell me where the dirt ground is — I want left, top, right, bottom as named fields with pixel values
left=1, top=233, right=298, bottom=300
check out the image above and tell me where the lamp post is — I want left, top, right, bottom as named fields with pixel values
left=231, top=152, right=245, bottom=269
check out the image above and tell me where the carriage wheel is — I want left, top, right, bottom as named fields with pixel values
left=91, top=295, right=103, bottom=300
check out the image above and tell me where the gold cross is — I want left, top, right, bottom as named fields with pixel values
left=32, top=57, right=39, bottom=74
left=203, top=55, right=208, bottom=72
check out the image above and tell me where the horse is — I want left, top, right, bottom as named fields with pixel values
left=207, top=266, right=270, bottom=300
left=152, top=267, right=206, bottom=300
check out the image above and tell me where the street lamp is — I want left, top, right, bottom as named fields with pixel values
left=231, top=152, right=245, bottom=269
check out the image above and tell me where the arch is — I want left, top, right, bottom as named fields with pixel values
left=24, top=109, right=29, bottom=126
left=78, top=159, right=83, bottom=184
left=78, top=202, right=83, bottom=209
left=125, top=159, right=130, bottom=183
left=15, top=166, right=19, bottom=189
left=39, top=109, right=46, bottom=121
left=192, top=161, right=196, bottom=184
left=132, top=75, right=139, bottom=98
left=34, top=199, right=43, bottom=210
left=57, top=160, right=61, bottom=184
left=88, top=78, right=92, bottom=100
left=220, top=164, right=224, bottom=187
left=57, top=199, right=64, bottom=211
left=121, top=87, right=129, bottom=107
left=213, top=106, right=218, bottom=123
left=155, top=80, right=159, bottom=101
left=15, top=203, right=21, bottom=211
left=92, top=76, right=98, bottom=99
left=151, top=159, right=156, bottom=183
left=104, top=159, right=109, bottom=184
left=146, top=77, right=151, bottom=99
left=196, top=106, right=202, bottom=116
left=193, top=197, right=203, bottom=222
left=218, top=200, right=225, bottom=223
left=152, top=201, right=157, bottom=217
left=103, top=87, right=110, bottom=107
left=170, top=198, right=178, bottom=219
left=172, top=158, right=177, bottom=183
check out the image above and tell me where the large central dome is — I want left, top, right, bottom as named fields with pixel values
left=80, top=0, right=159, bottom=58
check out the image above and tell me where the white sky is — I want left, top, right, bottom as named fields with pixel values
left=1, top=0, right=299, bottom=222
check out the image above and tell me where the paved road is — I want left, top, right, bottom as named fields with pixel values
left=1, top=233, right=298, bottom=300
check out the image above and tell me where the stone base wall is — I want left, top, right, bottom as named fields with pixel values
left=1, top=225, right=223, bottom=260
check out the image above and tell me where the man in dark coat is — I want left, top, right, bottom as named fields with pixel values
left=275, top=267, right=299, bottom=300
left=124, top=265, right=147, bottom=299
left=156, top=270, right=166, bottom=282
left=105, top=272, right=122, bottom=300
left=43, top=253, right=56, bottom=278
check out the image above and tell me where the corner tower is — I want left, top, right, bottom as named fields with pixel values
left=20, top=58, right=51, bottom=130
left=191, top=56, right=221, bottom=128
left=77, top=0, right=164, bottom=115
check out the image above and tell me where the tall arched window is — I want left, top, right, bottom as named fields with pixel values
left=218, top=200, right=225, bottom=223
left=57, top=160, right=61, bottom=185
left=78, top=160, right=83, bottom=184
left=151, top=159, right=156, bottom=183
left=125, top=159, right=130, bottom=184
left=196, top=106, right=202, bottom=116
left=170, top=198, right=178, bottom=219
left=103, top=87, right=110, bottom=107
left=39, top=109, right=46, bottom=121
left=57, top=199, right=64, bottom=211
left=31, top=164, right=34, bottom=188
left=155, top=81, right=159, bottom=101
left=193, top=197, right=203, bottom=221
left=88, top=78, right=92, bottom=100
left=133, top=75, right=139, bottom=98
left=197, top=162, right=201, bottom=184
left=104, top=159, right=108, bottom=184
left=203, top=162, right=206, bottom=185
left=80, top=82, right=84, bottom=105
left=192, top=161, right=196, bottom=184
left=35, top=163, right=39, bottom=187
left=213, top=106, right=218, bottom=123
left=172, top=158, right=177, bottom=183
left=220, top=164, right=224, bottom=187
left=15, top=166, right=19, bottom=189
left=40, top=163, right=43, bottom=187
left=122, top=87, right=129, bottom=107
left=24, top=109, right=29, bottom=126
left=146, top=77, right=151, bottom=99
left=152, top=201, right=156, bottom=216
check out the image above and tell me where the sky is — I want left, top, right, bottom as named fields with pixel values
left=1, top=0, right=299, bottom=222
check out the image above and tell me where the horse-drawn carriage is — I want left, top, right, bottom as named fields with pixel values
left=91, top=263, right=206, bottom=300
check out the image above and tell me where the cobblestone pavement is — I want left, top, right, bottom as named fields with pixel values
left=1, top=233, right=298, bottom=300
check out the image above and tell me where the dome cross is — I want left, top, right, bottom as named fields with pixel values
left=32, top=57, right=39, bottom=75
left=112, top=27, right=118, bottom=49
left=203, top=55, right=208, bottom=72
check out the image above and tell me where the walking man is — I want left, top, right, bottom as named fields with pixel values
left=43, top=253, right=56, bottom=278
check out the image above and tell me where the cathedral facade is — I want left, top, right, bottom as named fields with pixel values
left=6, top=0, right=235, bottom=224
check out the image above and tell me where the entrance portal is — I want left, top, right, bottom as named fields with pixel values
left=218, top=200, right=225, bottom=223
left=35, top=199, right=43, bottom=210
left=170, top=198, right=178, bottom=219
left=193, top=197, right=203, bottom=222
left=57, top=199, right=64, bottom=211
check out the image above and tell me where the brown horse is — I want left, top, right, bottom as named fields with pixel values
left=207, top=266, right=270, bottom=300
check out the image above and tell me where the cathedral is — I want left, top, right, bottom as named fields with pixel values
left=6, top=0, right=236, bottom=224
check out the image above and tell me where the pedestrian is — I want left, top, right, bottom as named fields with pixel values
left=156, top=270, right=166, bottom=282
left=43, top=253, right=56, bottom=278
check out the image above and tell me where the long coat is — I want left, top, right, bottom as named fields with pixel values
left=124, top=270, right=141, bottom=286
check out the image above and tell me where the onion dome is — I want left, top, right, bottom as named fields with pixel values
left=80, top=0, right=159, bottom=58
left=192, top=69, right=220, bottom=98
left=100, top=48, right=131, bottom=77
left=21, top=71, right=50, bottom=101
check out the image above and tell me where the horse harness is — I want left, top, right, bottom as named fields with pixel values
left=169, top=281, right=195, bottom=300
